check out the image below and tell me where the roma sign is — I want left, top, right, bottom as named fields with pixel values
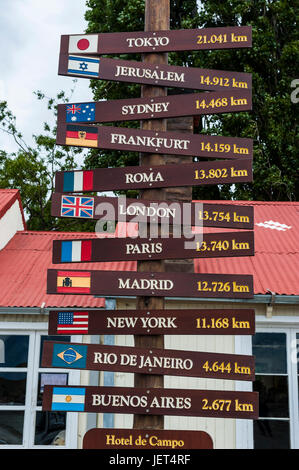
left=47, top=269, right=254, bottom=299
left=59, top=56, right=252, bottom=92
left=51, top=193, right=254, bottom=230
left=42, top=341, right=255, bottom=381
left=55, top=160, right=253, bottom=193
left=52, top=231, right=254, bottom=263
left=58, top=90, right=252, bottom=124
left=62, top=26, right=251, bottom=55
left=42, top=385, right=259, bottom=419
left=47, top=309, right=256, bottom=336
left=56, top=121, right=253, bottom=158
left=82, top=428, right=213, bottom=450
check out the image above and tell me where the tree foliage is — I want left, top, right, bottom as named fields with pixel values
left=84, top=0, right=298, bottom=201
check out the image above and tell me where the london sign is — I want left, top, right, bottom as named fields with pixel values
left=51, top=193, right=254, bottom=230
left=46, top=269, right=254, bottom=299
left=52, top=231, right=254, bottom=263
left=56, top=121, right=253, bottom=159
left=58, top=90, right=252, bottom=124
left=55, top=160, right=253, bottom=193
left=47, top=309, right=255, bottom=336
left=59, top=55, right=252, bottom=92
left=42, top=385, right=259, bottom=419
left=42, top=341, right=255, bottom=381
left=62, top=26, right=251, bottom=55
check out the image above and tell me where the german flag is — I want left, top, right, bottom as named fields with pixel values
left=65, top=124, right=98, bottom=148
left=57, top=270, right=91, bottom=294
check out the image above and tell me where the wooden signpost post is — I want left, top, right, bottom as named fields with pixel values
left=42, top=0, right=258, bottom=451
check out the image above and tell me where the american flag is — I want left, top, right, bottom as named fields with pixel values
left=61, top=195, right=94, bottom=218
left=56, top=312, right=89, bottom=334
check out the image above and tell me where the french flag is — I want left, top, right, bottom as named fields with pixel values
left=63, top=170, right=93, bottom=192
left=60, top=240, right=92, bottom=263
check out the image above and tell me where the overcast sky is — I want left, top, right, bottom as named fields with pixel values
left=0, top=0, right=92, bottom=154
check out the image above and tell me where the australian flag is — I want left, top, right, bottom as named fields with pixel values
left=61, top=195, right=94, bottom=219
left=66, top=103, right=96, bottom=123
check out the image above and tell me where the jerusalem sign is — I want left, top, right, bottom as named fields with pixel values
left=47, top=309, right=256, bottom=336
left=56, top=121, right=253, bottom=158
left=42, top=341, right=255, bottom=381
left=59, top=56, right=252, bottom=92
left=42, top=385, right=259, bottom=419
left=47, top=269, right=254, bottom=299
left=61, top=26, right=251, bottom=55
left=55, top=160, right=253, bottom=193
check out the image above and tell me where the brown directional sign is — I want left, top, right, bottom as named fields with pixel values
left=48, top=309, right=255, bottom=336
left=62, top=26, right=251, bottom=55
left=51, top=193, right=254, bottom=229
left=55, top=160, right=253, bottom=194
left=56, top=121, right=253, bottom=159
left=58, top=91, right=252, bottom=125
left=52, top=231, right=254, bottom=264
left=42, top=341, right=255, bottom=381
left=82, top=428, right=214, bottom=450
left=42, top=385, right=259, bottom=419
left=59, top=55, right=252, bottom=92
left=47, top=269, right=254, bottom=299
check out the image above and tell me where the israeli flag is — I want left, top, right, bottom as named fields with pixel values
left=67, top=55, right=100, bottom=78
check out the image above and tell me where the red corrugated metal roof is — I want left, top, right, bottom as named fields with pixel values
left=0, top=200, right=298, bottom=307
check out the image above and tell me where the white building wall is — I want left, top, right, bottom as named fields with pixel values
left=0, top=200, right=25, bottom=250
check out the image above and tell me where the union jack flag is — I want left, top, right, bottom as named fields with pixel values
left=61, top=195, right=94, bottom=219
left=67, top=104, right=82, bottom=115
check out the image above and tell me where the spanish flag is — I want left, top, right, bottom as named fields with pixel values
left=65, top=124, right=98, bottom=148
left=57, top=270, right=91, bottom=294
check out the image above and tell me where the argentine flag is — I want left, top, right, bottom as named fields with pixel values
left=67, top=55, right=100, bottom=78
left=51, top=387, right=86, bottom=411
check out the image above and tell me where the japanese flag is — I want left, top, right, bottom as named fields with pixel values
left=68, top=35, right=99, bottom=54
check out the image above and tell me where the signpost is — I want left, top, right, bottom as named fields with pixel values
left=54, top=159, right=253, bottom=193
left=42, top=341, right=255, bottom=381
left=42, top=384, right=259, bottom=420
left=51, top=193, right=254, bottom=229
left=47, top=269, right=254, bottom=299
left=61, top=26, right=252, bottom=55
left=59, top=55, right=252, bottom=92
left=52, top=231, right=254, bottom=263
left=56, top=121, right=253, bottom=158
left=82, top=428, right=214, bottom=450
left=47, top=309, right=256, bottom=336
left=58, top=90, right=252, bottom=124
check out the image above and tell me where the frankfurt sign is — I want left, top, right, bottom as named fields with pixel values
left=62, top=26, right=251, bottom=55
left=47, top=269, right=254, bottom=299
left=56, top=121, right=253, bottom=158
left=42, top=385, right=259, bottom=419
left=59, top=56, right=252, bottom=92
left=55, top=160, right=253, bottom=193
left=52, top=231, right=254, bottom=263
left=47, top=309, right=256, bottom=336
left=42, top=341, right=255, bottom=381
left=51, top=193, right=254, bottom=230
left=82, top=428, right=213, bottom=450
left=58, top=90, right=252, bottom=124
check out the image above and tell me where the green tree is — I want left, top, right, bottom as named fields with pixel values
left=0, top=89, right=96, bottom=231
left=84, top=0, right=298, bottom=201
